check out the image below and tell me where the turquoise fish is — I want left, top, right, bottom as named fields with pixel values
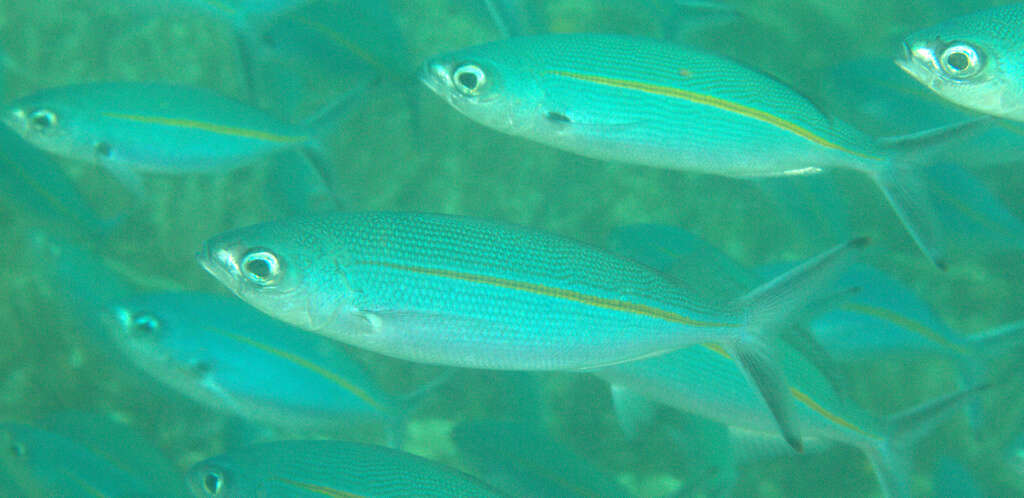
left=420, top=33, right=957, bottom=266
left=198, top=211, right=864, bottom=449
left=897, top=3, right=1024, bottom=122
left=2, top=81, right=363, bottom=194
left=187, top=440, right=503, bottom=497
left=105, top=291, right=423, bottom=444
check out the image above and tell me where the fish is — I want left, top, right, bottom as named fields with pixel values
left=419, top=33, right=962, bottom=267
left=2, top=81, right=364, bottom=195
left=186, top=440, right=504, bottom=497
left=0, top=419, right=186, bottom=497
left=103, top=291, right=420, bottom=444
left=198, top=211, right=864, bottom=450
left=595, top=338, right=983, bottom=498
left=896, top=3, right=1024, bottom=122
left=451, top=419, right=631, bottom=498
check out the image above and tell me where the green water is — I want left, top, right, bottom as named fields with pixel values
left=0, top=0, right=1022, bottom=496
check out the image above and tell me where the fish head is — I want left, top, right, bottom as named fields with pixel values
left=896, top=7, right=1024, bottom=120
left=419, top=42, right=541, bottom=134
left=104, top=295, right=214, bottom=383
left=197, top=219, right=346, bottom=334
left=2, top=89, right=101, bottom=163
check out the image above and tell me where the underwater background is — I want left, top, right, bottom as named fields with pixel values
left=0, top=0, right=1023, bottom=496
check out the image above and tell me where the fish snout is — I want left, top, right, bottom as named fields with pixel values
left=418, top=59, right=454, bottom=97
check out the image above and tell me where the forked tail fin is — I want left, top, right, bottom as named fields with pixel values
left=727, top=237, right=868, bottom=451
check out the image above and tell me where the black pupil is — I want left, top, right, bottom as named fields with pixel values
left=9, top=443, right=24, bottom=457
left=204, top=473, right=221, bottom=493
left=95, top=142, right=112, bottom=157
left=32, top=113, right=51, bottom=128
left=457, top=71, right=478, bottom=90
left=947, top=51, right=970, bottom=71
left=135, top=317, right=156, bottom=333
left=245, top=257, right=272, bottom=279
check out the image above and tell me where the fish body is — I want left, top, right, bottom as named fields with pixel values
left=421, top=34, right=881, bottom=178
left=420, top=33, right=948, bottom=265
left=897, top=3, right=1024, bottom=122
left=3, top=82, right=311, bottom=175
left=595, top=339, right=975, bottom=498
left=198, top=211, right=745, bottom=371
left=187, top=440, right=503, bottom=497
left=596, top=342, right=870, bottom=453
left=106, top=291, right=401, bottom=434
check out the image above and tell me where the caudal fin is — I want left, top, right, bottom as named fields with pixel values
left=729, top=237, right=868, bottom=451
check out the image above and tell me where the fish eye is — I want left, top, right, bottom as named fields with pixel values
left=452, top=64, right=487, bottom=95
left=240, top=249, right=281, bottom=286
left=130, top=313, right=161, bottom=336
left=202, top=471, right=223, bottom=495
left=28, top=109, right=57, bottom=132
left=939, top=43, right=983, bottom=79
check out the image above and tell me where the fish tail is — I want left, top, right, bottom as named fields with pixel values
left=866, top=384, right=985, bottom=498
left=728, top=237, right=868, bottom=451
left=869, top=161, right=948, bottom=269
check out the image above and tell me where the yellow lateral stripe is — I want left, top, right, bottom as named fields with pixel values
left=375, top=261, right=736, bottom=328
left=699, top=344, right=877, bottom=438
left=102, top=112, right=306, bottom=144
left=205, top=326, right=385, bottom=411
left=789, top=387, right=876, bottom=438
left=549, top=70, right=878, bottom=160
left=274, top=476, right=362, bottom=497
left=702, top=343, right=730, bottom=358
left=839, top=302, right=964, bottom=352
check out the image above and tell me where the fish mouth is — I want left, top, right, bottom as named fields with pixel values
left=894, top=41, right=940, bottom=87
left=196, top=242, right=239, bottom=289
left=417, top=59, right=453, bottom=99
